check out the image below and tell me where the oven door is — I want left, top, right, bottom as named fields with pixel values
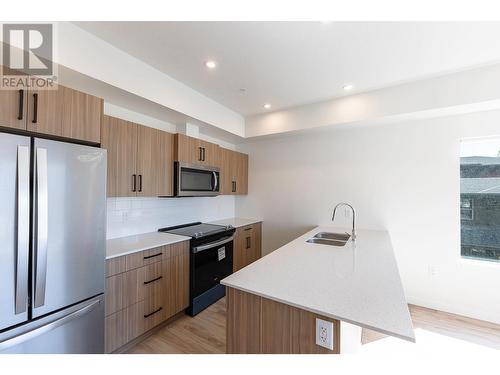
left=191, top=235, right=234, bottom=298
left=176, top=162, right=220, bottom=197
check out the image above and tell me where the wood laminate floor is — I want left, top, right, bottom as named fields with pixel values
left=126, top=298, right=500, bottom=354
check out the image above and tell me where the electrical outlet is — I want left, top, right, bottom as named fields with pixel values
left=315, top=318, right=334, bottom=350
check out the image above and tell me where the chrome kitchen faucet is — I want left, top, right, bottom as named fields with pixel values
left=332, top=203, right=357, bottom=242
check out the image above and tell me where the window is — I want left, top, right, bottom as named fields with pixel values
left=460, top=138, right=500, bottom=262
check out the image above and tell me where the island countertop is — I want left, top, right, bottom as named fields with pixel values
left=221, top=226, right=415, bottom=342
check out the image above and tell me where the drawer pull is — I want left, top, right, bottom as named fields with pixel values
left=143, top=252, right=162, bottom=260
left=244, top=227, right=252, bottom=231
left=144, top=307, right=162, bottom=318
left=143, top=276, right=163, bottom=285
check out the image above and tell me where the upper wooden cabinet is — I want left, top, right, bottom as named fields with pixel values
left=174, top=133, right=220, bottom=167
left=101, top=116, right=137, bottom=197
left=27, top=85, right=102, bottom=143
left=101, top=115, right=174, bottom=197
left=221, top=148, right=248, bottom=195
left=136, top=125, right=174, bottom=197
left=0, top=66, right=28, bottom=130
left=0, top=89, right=26, bottom=130
left=0, top=71, right=102, bottom=143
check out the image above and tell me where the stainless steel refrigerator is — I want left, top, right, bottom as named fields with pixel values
left=0, top=132, right=106, bottom=354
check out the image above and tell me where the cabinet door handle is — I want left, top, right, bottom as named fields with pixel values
left=32, top=93, right=38, bottom=124
left=18, top=89, right=24, bottom=120
left=132, top=174, right=137, bottom=192
left=198, top=147, right=203, bottom=161
left=246, top=236, right=251, bottom=249
left=144, top=276, right=163, bottom=285
left=143, top=252, right=163, bottom=260
left=144, top=306, right=162, bottom=318
left=138, top=174, right=142, bottom=192
left=202, top=147, right=206, bottom=161
left=232, top=181, right=237, bottom=193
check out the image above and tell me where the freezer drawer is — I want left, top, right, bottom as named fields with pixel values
left=0, top=295, right=104, bottom=354
left=0, top=132, right=30, bottom=331
left=32, top=138, right=107, bottom=317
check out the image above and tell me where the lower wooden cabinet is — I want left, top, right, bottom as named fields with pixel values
left=226, top=288, right=340, bottom=354
left=104, top=241, right=189, bottom=353
left=233, top=222, right=262, bottom=273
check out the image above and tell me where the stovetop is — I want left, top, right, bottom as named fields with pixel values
left=158, top=222, right=233, bottom=239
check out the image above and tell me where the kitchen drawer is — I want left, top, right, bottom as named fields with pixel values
left=127, top=292, right=167, bottom=343
left=105, top=260, right=167, bottom=316
left=104, top=241, right=190, bottom=277
left=123, top=241, right=189, bottom=271
left=105, top=292, right=166, bottom=353
left=105, top=256, right=127, bottom=277
left=138, top=261, right=166, bottom=302
left=125, top=246, right=166, bottom=271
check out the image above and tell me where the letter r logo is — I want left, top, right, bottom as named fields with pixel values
left=2, top=24, right=53, bottom=75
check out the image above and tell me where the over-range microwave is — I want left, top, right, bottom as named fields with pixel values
left=175, top=162, right=220, bottom=197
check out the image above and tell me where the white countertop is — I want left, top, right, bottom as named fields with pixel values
left=208, top=217, right=262, bottom=228
left=221, top=226, right=415, bottom=342
left=106, top=232, right=190, bottom=260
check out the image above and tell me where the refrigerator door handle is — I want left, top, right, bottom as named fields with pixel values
left=34, top=147, right=49, bottom=308
left=15, top=145, right=30, bottom=314
left=0, top=299, right=101, bottom=351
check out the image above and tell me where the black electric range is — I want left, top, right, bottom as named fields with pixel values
left=159, top=222, right=235, bottom=316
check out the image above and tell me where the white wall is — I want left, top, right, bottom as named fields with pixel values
left=235, top=109, right=500, bottom=325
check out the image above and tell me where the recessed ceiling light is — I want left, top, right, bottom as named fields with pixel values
left=205, top=60, right=217, bottom=69
left=343, top=84, right=353, bottom=91
left=263, top=103, right=271, bottom=109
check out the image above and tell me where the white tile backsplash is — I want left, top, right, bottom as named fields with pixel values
left=106, top=195, right=236, bottom=239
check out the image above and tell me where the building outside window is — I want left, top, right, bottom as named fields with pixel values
left=460, top=138, right=500, bottom=262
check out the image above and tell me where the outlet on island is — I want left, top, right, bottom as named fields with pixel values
left=315, top=318, right=334, bottom=350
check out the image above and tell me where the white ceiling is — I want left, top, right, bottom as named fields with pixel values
left=74, top=22, right=500, bottom=117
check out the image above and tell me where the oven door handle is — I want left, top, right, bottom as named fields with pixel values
left=192, top=236, right=234, bottom=253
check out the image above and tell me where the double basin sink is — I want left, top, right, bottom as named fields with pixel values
left=306, top=232, right=351, bottom=247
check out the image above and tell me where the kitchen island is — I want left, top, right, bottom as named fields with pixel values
left=221, top=226, right=415, bottom=354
